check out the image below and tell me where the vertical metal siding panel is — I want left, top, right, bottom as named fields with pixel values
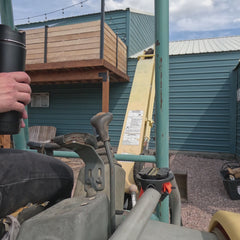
left=109, top=58, right=137, bottom=146
left=168, top=52, right=240, bottom=153
left=129, top=12, right=154, bottom=56
left=105, top=12, right=127, bottom=44
left=29, top=84, right=102, bottom=136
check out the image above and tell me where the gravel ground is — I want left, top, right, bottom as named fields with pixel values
left=170, top=153, right=240, bottom=232
left=59, top=153, right=240, bottom=232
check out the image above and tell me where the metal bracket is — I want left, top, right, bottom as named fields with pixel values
left=99, top=72, right=108, bottom=82
left=53, top=133, right=105, bottom=192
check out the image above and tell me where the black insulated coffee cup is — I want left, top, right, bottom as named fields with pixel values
left=0, top=24, right=26, bottom=134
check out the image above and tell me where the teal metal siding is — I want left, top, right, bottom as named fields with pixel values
left=237, top=65, right=240, bottom=157
left=109, top=58, right=137, bottom=145
left=168, top=52, right=240, bottom=153
left=29, top=84, right=102, bottom=135
left=128, top=11, right=154, bottom=56
left=105, top=10, right=128, bottom=44
left=28, top=59, right=137, bottom=146
left=29, top=52, right=240, bottom=153
left=19, top=10, right=240, bottom=154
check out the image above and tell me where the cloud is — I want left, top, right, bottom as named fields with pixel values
left=105, top=0, right=240, bottom=32
left=11, top=0, right=240, bottom=38
left=106, top=0, right=154, bottom=13
left=170, top=0, right=240, bottom=32
left=233, top=18, right=240, bottom=23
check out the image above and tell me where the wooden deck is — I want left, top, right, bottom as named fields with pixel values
left=24, top=20, right=129, bottom=112
left=26, top=59, right=128, bottom=84
left=25, top=20, right=127, bottom=74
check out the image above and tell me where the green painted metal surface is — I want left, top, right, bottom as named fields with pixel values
left=154, top=0, right=169, bottom=223
left=28, top=52, right=240, bottom=153
left=29, top=83, right=102, bottom=134
left=114, top=154, right=156, bottom=163
left=0, top=0, right=14, bottom=29
left=155, top=0, right=169, bottom=168
left=128, top=11, right=154, bottom=56
left=168, top=52, right=240, bottom=154
left=28, top=77, right=134, bottom=147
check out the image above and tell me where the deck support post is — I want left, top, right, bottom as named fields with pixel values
left=99, top=71, right=110, bottom=112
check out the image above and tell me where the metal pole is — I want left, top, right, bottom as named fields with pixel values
left=155, top=0, right=170, bottom=222
left=114, top=153, right=156, bottom=163
left=0, top=0, right=14, bottom=29
left=100, top=0, right=105, bottom=59
left=109, top=188, right=161, bottom=240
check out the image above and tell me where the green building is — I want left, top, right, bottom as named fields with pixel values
left=18, top=9, right=240, bottom=158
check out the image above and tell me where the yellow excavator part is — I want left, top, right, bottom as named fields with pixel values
left=117, top=55, right=155, bottom=193
left=208, top=210, right=240, bottom=240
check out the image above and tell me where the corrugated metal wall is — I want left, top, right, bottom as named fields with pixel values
left=168, top=52, right=239, bottom=153
left=29, top=52, right=239, bottom=153
left=236, top=64, right=240, bottom=157
left=115, top=51, right=240, bottom=154
left=29, top=84, right=103, bottom=135
left=29, top=60, right=136, bottom=147
left=128, top=11, right=154, bottom=56
left=108, top=59, right=137, bottom=145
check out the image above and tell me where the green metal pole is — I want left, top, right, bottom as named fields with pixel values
left=0, top=0, right=28, bottom=149
left=114, top=154, right=156, bottom=163
left=155, top=0, right=170, bottom=222
left=0, top=0, right=14, bottom=29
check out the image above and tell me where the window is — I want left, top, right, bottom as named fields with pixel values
left=31, top=92, right=49, bottom=107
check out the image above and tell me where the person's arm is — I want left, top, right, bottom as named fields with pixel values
left=0, top=72, right=31, bottom=128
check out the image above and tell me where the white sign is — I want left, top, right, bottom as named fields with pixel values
left=31, top=92, right=49, bottom=107
left=122, top=110, right=144, bottom=145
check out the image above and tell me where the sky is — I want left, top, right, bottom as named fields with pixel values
left=6, top=0, right=240, bottom=41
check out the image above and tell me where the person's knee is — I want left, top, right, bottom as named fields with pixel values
left=0, top=149, right=74, bottom=218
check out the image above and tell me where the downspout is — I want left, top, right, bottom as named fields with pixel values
left=231, top=67, right=238, bottom=155
left=126, top=8, right=130, bottom=58
left=155, top=0, right=170, bottom=222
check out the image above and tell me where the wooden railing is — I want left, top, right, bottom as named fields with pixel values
left=25, top=20, right=127, bottom=73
